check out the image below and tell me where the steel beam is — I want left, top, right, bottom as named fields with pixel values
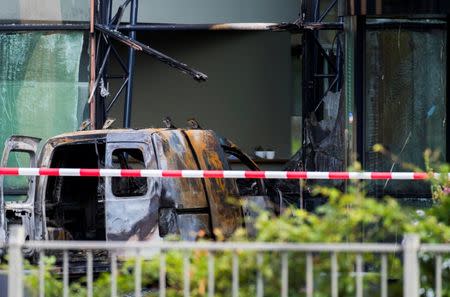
left=0, top=23, right=88, bottom=31
left=96, top=24, right=208, bottom=81
left=89, top=0, right=96, bottom=129
left=354, top=16, right=366, bottom=164
left=124, top=0, right=138, bottom=128
left=447, top=14, right=450, bottom=164
left=0, top=20, right=446, bottom=32
left=119, top=23, right=278, bottom=31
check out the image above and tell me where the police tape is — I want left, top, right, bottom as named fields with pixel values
left=0, top=168, right=441, bottom=180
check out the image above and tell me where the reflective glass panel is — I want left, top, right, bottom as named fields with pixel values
left=0, top=31, right=89, bottom=199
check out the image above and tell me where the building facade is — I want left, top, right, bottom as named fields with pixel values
left=0, top=0, right=449, bottom=201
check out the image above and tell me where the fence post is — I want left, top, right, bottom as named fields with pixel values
left=8, top=225, right=25, bottom=297
left=403, top=234, right=420, bottom=297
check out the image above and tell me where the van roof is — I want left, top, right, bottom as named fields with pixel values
left=53, top=128, right=165, bottom=138
left=48, top=128, right=209, bottom=144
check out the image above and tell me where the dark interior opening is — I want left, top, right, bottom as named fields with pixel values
left=45, top=142, right=106, bottom=240
left=111, top=148, right=147, bottom=197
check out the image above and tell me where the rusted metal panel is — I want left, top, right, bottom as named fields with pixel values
left=184, top=130, right=243, bottom=238
left=153, top=130, right=208, bottom=209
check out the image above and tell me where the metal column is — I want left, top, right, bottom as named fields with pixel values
left=124, top=0, right=138, bottom=128
left=354, top=15, right=366, bottom=164
left=446, top=14, right=450, bottom=163
left=89, top=0, right=97, bottom=129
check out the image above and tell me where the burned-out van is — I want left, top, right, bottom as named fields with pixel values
left=0, top=129, right=269, bottom=248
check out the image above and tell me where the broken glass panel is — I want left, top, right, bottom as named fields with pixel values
left=0, top=31, right=89, bottom=200
left=365, top=20, right=447, bottom=198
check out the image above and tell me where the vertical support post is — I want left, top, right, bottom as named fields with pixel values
left=89, top=0, right=96, bottom=129
left=335, top=25, right=343, bottom=91
left=354, top=15, right=366, bottom=165
left=381, top=254, right=388, bottom=297
left=331, top=252, right=338, bottom=297
left=375, top=0, right=382, bottom=14
left=435, top=255, right=442, bottom=297
left=344, top=15, right=365, bottom=167
left=355, top=254, right=363, bottom=297
left=183, top=251, right=190, bottom=297
left=402, top=234, right=420, bottom=297
left=39, top=251, right=45, bottom=297
left=95, top=0, right=112, bottom=128
left=256, top=253, right=263, bottom=297
left=63, top=251, right=69, bottom=297
left=446, top=14, right=450, bottom=164
left=87, top=251, right=94, bottom=297
left=111, top=251, right=118, bottom=297
left=281, top=252, right=288, bottom=297
left=8, top=225, right=25, bottom=297
left=232, top=251, right=239, bottom=297
left=306, top=253, right=314, bottom=297
left=160, top=251, right=166, bottom=297
left=135, top=249, right=142, bottom=297
left=301, top=0, right=316, bottom=152
left=208, top=252, right=215, bottom=297
left=124, top=0, right=138, bottom=128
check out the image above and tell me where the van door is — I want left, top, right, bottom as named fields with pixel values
left=152, top=130, right=212, bottom=240
left=0, top=135, right=41, bottom=243
left=182, top=130, right=243, bottom=238
left=104, top=133, right=161, bottom=241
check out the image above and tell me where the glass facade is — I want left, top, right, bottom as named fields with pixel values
left=365, top=20, right=447, bottom=198
left=0, top=31, right=89, bottom=197
left=0, top=0, right=88, bottom=22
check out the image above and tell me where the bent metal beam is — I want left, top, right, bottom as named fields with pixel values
left=96, top=24, right=208, bottom=82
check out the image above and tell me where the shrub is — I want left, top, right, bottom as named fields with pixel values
left=23, top=164, right=450, bottom=296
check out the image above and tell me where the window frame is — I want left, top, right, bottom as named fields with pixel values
left=105, top=142, right=151, bottom=201
left=357, top=17, right=449, bottom=199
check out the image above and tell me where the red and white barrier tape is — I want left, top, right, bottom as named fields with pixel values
left=0, top=168, right=440, bottom=180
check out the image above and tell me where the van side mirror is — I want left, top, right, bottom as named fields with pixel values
left=158, top=208, right=179, bottom=237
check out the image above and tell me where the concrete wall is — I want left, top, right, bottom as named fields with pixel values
left=108, top=31, right=293, bottom=158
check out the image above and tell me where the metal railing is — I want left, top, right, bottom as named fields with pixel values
left=5, top=226, right=450, bottom=297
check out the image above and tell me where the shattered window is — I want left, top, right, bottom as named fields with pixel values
left=365, top=20, right=447, bottom=198
left=111, top=149, right=148, bottom=197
